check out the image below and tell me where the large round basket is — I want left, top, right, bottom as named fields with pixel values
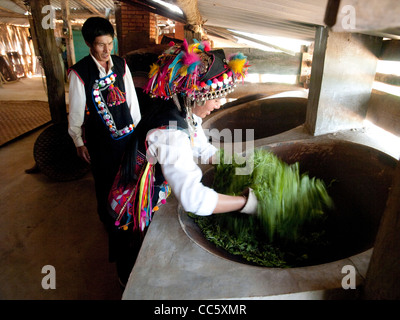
left=33, top=122, right=90, bottom=181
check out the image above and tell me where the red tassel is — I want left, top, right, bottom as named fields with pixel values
left=107, top=84, right=126, bottom=106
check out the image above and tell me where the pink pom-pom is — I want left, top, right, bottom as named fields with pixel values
left=202, top=41, right=211, bottom=52
left=115, top=221, right=120, bottom=226
left=169, top=41, right=175, bottom=47
left=161, top=199, right=167, bottom=204
left=183, top=52, right=200, bottom=66
left=182, top=39, right=188, bottom=51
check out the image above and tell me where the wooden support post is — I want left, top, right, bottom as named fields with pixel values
left=28, top=0, right=67, bottom=124
left=176, top=0, right=204, bottom=43
left=61, top=0, right=76, bottom=68
left=324, top=0, right=341, bottom=27
left=114, top=1, right=123, bottom=56
left=184, top=27, right=202, bottom=44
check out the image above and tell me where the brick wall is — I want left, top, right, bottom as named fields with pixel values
left=174, top=22, right=185, bottom=40
left=115, top=1, right=185, bottom=56
left=120, top=2, right=157, bottom=38
left=117, top=1, right=157, bottom=55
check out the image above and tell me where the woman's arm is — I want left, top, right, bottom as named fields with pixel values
left=146, top=128, right=248, bottom=216
left=214, top=194, right=246, bottom=213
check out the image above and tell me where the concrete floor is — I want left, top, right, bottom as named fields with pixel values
left=0, top=77, right=123, bottom=299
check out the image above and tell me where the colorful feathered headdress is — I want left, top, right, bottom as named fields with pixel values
left=144, top=39, right=250, bottom=102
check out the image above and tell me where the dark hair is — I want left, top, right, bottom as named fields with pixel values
left=81, top=17, right=114, bottom=45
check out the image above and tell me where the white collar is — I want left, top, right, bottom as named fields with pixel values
left=90, top=53, right=114, bottom=75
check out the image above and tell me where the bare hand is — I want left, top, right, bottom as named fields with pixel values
left=77, top=146, right=91, bottom=164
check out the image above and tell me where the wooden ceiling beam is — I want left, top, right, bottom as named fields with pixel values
left=8, top=0, right=28, bottom=13
left=0, top=9, right=26, bottom=18
left=0, top=5, right=21, bottom=14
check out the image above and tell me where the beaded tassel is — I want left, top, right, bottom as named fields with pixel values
left=107, top=84, right=126, bottom=107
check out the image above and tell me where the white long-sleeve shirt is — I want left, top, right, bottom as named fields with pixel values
left=190, top=115, right=218, bottom=163
left=68, top=54, right=141, bottom=147
left=146, top=116, right=218, bottom=216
